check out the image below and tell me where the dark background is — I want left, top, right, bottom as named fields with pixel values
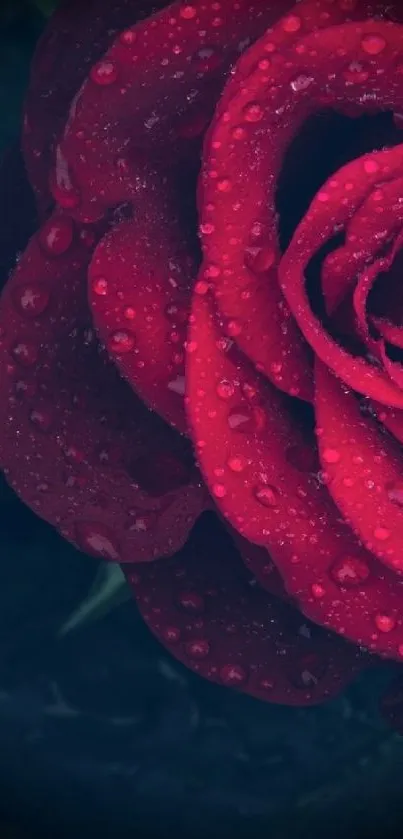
left=1, top=2, right=403, bottom=838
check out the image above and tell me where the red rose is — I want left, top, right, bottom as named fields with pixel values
left=3, top=0, right=403, bottom=720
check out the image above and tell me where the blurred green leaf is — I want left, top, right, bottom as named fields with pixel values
left=59, top=562, right=131, bottom=636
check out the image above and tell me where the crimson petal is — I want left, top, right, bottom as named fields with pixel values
left=0, top=213, right=206, bottom=563
left=201, top=14, right=403, bottom=407
left=198, top=1, right=403, bottom=400
left=186, top=292, right=403, bottom=659
left=53, top=0, right=294, bottom=223
left=315, top=359, right=403, bottom=575
left=89, top=164, right=198, bottom=432
left=126, top=515, right=365, bottom=705
left=23, top=0, right=166, bottom=213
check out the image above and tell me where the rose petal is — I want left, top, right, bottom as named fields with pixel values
left=53, top=0, right=294, bottom=222
left=315, top=359, right=403, bottom=576
left=126, top=515, right=365, bottom=705
left=89, top=163, right=198, bottom=432
left=322, top=175, right=403, bottom=317
left=23, top=0, right=165, bottom=213
left=186, top=291, right=403, bottom=659
left=0, top=212, right=206, bottom=562
left=198, top=2, right=403, bottom=400
left=200, top=14, right=403, bottom=407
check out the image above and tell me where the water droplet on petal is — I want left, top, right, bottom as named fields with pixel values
left=216, top=379, right=235, bottom=400
left=311, top=583, right=326, bottom=599
left=322, top=448, right=341, bottom=465
left=92, top=276, right=108, bottom=296
left=219, top=664, right=248, bottom=686
left=185, top=639, right=210, bottom=659
left=39, top=216, right=74, bottom=256
left=290, top=74, right=314, bottom=92
left=180, top=4, right=197, bottom=19
left=109, top=329, right=135, bottom=354
left=244, top=245, right=275, bottom=274
left=75, top=521, right=121, bottom=561
left=374, top=613, right=396, bottom=633
left=212, top=482, right=227, bottom=499
left=329, top=554, right=371, bottom=588
left=120, top=29, right=137, bottom=46
left=243, top=102, right=264, bottom=123
left=161, top=626, right=181, bottom=643
left=361, top=33, right=386, bottom=55
left=373, top=526, right=391, bottom=541
left=227, top=455, right=247, bottom=473
left=253, top=484, right=279, bottom=507
left=11, top=340, right=39, bottom=367
left=90, top=60, right=118, bottom=85
left=13, top=283, right=50, bottom=317
left=227, top=404, right=254, bottom=433
left=177, top=591, right=205, bottom=613
left=282, top=14, right=301, bottom=33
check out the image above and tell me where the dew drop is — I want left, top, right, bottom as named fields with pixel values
left=179, top=4, right=197, bottom=19
left=13, top=283, right=50, bottom=318
left=177, top=591, right=205, bottom=613
left=253, top=484, right=279, bottom=508
left=374, top=613, right=396, bottom=633
left=120, top=29, right=137, bottom=46
left=373, top=526, right=391, bottom=541
left=109, top=329, right=135, bottom=354
left=242, top=102, right=264, bottom=123
left=212, top=482, right=227, bottom=499
left=322, top=448, right=341, bottom=465
left=217, top=177, right=232, bottom=193
left=290, top=74, right=314, bottom=92
left=227, top=455, right=247, bottom=473
left=282, top=14, right=301, bottom=33
left=90, top=60, right=118, bottom=85
left=244, top=245, right=275, bottom=274
left=216, top=379, right=235, bottom=400
left=92, top=276, right=108, bottom=296
left=219, top=664, right=248, bottom=686
left=185, top=639, right=210, bottom=659
left=10, top=340, right=39, bottom=367
left=74, top=521, right=121, bottom=561
left=227, top=404, right=254, bottom=433
left=329, top=554, right=370, bottom=588
left=161, top=626, right=181, bottom=643
left=39, top=216, right=74, bottom=256
left=361, top=33, right=386, bottom=55
left=167, top=375, right=185, bottom=396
